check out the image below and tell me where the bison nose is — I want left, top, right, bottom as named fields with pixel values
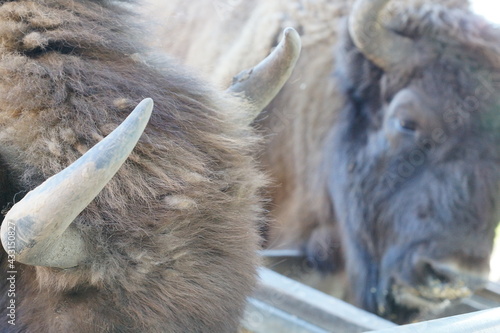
left=414, top=258, right=489, bottom=295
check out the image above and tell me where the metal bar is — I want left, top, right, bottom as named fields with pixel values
left=243, top=268, right=396, bottom=333
left=259, top=249, right=304, bottom=258
left=370, top=307, right=500, bottom=333
left=477, top=282, right=500, bottom=303
left=241, top=267, right=500, bottom=332
left=242, top=298, right=331, bottom=333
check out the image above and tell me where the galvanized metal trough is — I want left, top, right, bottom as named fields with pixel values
left=241, top=267, right=500, bottom=332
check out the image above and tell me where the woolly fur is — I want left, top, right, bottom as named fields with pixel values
left=144, top=0, right=500, bottom=260
left=0, top=0, right=266, bottom=332
left=144, top=0, right=500, bottom=320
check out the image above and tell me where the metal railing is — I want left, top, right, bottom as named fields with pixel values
left=372, top=307, right=500, bottom=333
left=241, top=267, right=500, bottom=333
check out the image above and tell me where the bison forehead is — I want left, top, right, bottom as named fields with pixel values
left=390, top=68, right=499, bottom=138
left=381, top=0, right=492, bottom=46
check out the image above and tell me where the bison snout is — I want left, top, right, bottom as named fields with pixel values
left=385, top=257, right=489, bottom=321
left=413, top=258, right=489, bottom=296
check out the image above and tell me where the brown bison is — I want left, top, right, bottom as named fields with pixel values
left=145, top=0, right=500, bottom=323
left=0, top=0, right=300, bottom=332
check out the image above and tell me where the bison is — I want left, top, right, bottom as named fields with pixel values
left=144, top=0, right=500, bottom=323
left=0, top=0, right=300, bottom=332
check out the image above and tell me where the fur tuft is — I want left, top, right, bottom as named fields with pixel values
left=0, top=0, right=266, bottom=332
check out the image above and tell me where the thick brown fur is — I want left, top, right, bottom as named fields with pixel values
left=142, top=0, right=500, bottom=322
left=0, top=0, right=267, bottom=332
left=330, top=0, right=500, bottom=321
left=142, top=0, right=478, bottom=265
left=142, top=0, right=350, bottom=272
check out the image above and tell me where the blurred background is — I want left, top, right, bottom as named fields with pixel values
left=471, top=0, right=500, bottom=25
left=470, top=0, right=500, bottom=282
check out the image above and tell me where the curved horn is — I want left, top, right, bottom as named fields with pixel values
left=0, top=98, right=154, bottom=268
left=349, top=0, right=415, bottom=70
left=228, top=27, right=301, bottom=122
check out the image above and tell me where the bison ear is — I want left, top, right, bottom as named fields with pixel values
left=0, top=99, right=153, bottom=269
left=227, top=27, right=301, bottom=124
left=348, top=0, right=415, bottom=70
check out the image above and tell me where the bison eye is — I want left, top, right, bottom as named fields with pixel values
left=398, top=119, right=418, bottom=132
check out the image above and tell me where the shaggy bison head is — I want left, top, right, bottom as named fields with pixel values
left=329, top=0, right=500, bottom=323
left=0, top=0, right=301, bottom=330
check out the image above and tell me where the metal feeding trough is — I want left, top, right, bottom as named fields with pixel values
left=240, top=255, right=500, bottom=332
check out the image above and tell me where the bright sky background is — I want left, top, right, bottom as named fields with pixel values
left=471, top=0, right=500, bottom=24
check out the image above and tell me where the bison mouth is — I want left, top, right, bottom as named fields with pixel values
left=378, top=276, right=473, bottom=324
